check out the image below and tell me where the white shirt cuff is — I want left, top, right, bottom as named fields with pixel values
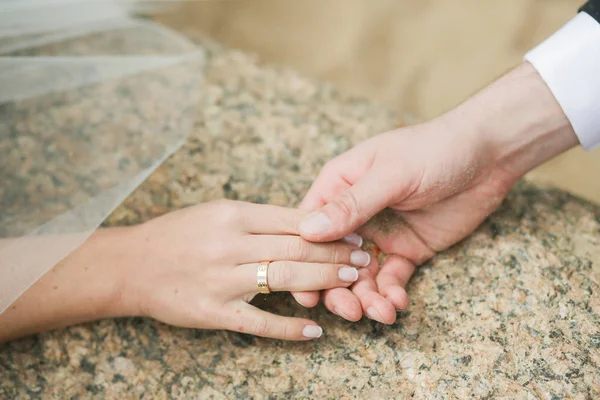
left=525, top=12, right=600, bottom=151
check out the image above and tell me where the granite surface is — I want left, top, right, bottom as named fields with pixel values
left=1, top=35, right=600, bottom=399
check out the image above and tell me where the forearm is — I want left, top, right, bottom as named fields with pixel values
left=446, top=62, right=578, bottom=179
left=442, top=1, right=600, bottom=179
left=0, top=228, right=137, bottom=342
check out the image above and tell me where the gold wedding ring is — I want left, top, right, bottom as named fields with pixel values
left=257, top=261, right=271, bottom=294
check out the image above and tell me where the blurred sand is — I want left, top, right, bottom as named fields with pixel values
left=158, top=0, right=600, bottom=204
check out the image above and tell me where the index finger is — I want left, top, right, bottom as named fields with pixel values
left=300, top=165, right=351, bottom=211
left=300, top=141, right=377, bottom=211
left=241, top=203, right=307, bottom=235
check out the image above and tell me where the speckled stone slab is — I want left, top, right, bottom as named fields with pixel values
left=1, top=37, right=599, bottom=399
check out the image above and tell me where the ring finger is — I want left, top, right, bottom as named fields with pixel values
left=235, top=261, right=362, bottom=293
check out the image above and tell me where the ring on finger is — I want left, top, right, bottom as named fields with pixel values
left=257, top=261, right=271, bottom=294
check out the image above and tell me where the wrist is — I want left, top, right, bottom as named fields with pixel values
left=97, top=225, right=147, bottom=318
left=117, top=220, right=169, bottom=319
left=446, top=62, right=579, bottom=179
left=67, top=227, right=139, bottom=319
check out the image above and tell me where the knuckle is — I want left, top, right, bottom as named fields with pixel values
left=208, top=243, right=229, bottom=263
left=285, top=239, right=309, bottom=261
left=281, top=320, right=293, bottom=341
left=332, top=190, right=360, bottom=220
left=197, top=301, right=220, bottom=329
left=216, top=200, right=243, bottom=225
left=214, top=198, right=234, bottom=208
left=329, top=244, right=345, bottom=264
left=249, top=317, right=270, bottom=337
left=322, top=160, right=339, bottom=175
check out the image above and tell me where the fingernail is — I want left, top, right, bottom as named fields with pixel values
left=366, top=307, right=385, bottom=324
left=342, top=233, right=363, bottom=247
left=300, top=212, right=332, bottom=235
left=386, top=296, right=400, bottom=311
left=302, top=325, right=323, bottom=338
left=334, top=307, right=351, bottom=320
left=338, top=267, right=359, bottom=282
left=350, top=250, right=371, bottom=267
left=386, top=297, right=396, bottom=310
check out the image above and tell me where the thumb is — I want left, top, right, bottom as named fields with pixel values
left=299, top=170, right=393, bottom=242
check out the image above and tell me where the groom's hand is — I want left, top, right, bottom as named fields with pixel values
left=292, top=63, right=576, bottom=323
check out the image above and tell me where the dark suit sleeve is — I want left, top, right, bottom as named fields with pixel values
left=581, top=0, right=600, bottom=23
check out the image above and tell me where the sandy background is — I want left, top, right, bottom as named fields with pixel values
left=158, top=0, right=600, bottom=204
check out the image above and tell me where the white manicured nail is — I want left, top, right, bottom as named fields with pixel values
left=302, top=325, right=323, bottom=338
left=350, top=250, right=370, bottom=267
left=338, top=267, right=359, bottom=282
left=342, top=233, right=363, bottom=247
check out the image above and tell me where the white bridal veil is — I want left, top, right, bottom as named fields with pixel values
left=0, top=1, right=204, bottom=313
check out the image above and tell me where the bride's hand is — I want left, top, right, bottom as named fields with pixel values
left=125, top=200, right=371, bottom=340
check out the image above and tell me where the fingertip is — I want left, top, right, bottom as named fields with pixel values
left=323, top=288, right=362, bottom=322
left=350, top=250, right=370, bottom=268
left=334, top=306, right=362, bottom=322
left=342, top=232, right=363, bottom=247
left=302, top=324, right=323, bottom=339
left=365, top=298, right=396, bottom=325
left=299, top=209, right=359, bottom=243
left=292, top=291, right=320, bottom=308
left=384, top=287, right=409, bottom=311
left=300, top=298, right=321, bottom=308
left=299, top=211, right=334, bottom=241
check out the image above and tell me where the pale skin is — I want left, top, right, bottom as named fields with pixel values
left=295, top=62, right=579, bottom=324
left=0, top=201, right=372, bottom=342
left=0, top=62, right=580, bottom=341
